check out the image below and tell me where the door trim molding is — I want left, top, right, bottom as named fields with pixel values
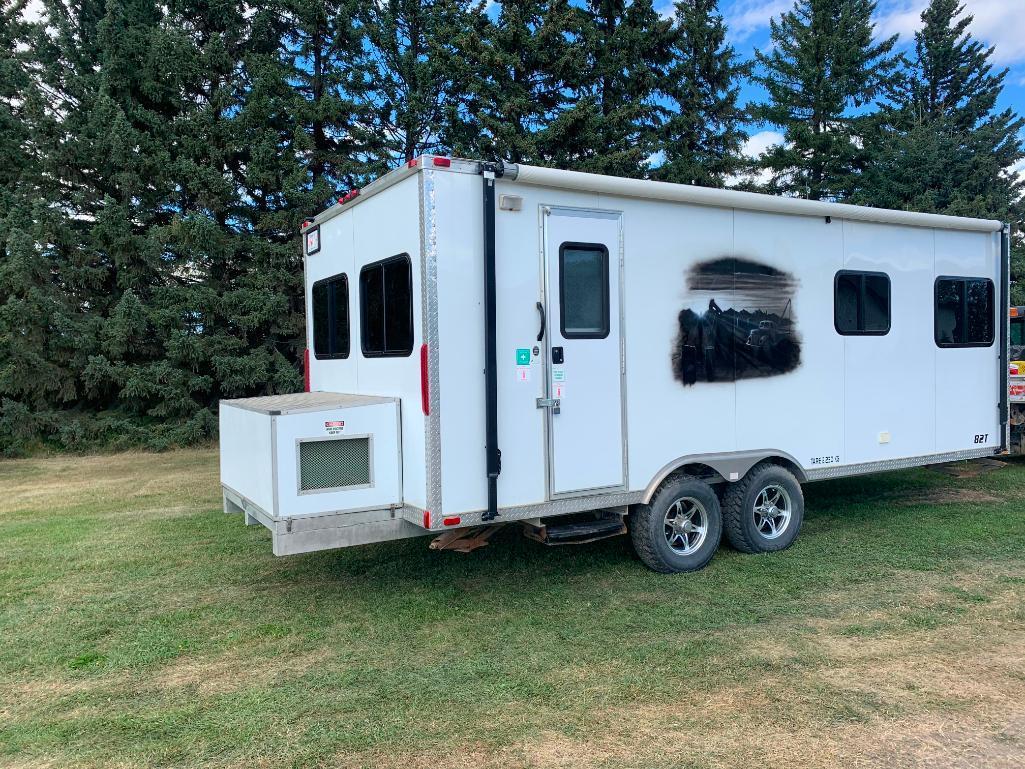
left=541, top=205, right=629, bottom=500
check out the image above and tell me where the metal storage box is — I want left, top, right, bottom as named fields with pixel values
left=219, top=392, right=416, bottom=555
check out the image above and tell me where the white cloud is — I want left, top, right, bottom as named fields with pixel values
left=726, top=0, right=796, bottom=42
left=743, top=130, right=785, bottom=158
left=23, top=0, right=43, bottom=22
left=723, top=130, right=785, bottom=188
left=725, top=0, right=1025, bottom=66
left=1013, top=159, right=1025, bottom=184
left=874, top=0, right=1025, bottom=65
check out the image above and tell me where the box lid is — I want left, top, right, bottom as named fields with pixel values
left=220, top=392, right=397, bottom=416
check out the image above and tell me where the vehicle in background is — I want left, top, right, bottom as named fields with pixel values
left=1010, top=307, right=1024, bottom=454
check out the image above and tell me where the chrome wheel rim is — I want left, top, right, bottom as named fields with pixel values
left=663, top=497, right=708, bottom=555
left=754, top=484, right=792, bottom=540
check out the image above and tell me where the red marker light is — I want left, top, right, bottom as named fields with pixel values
left=432, top=157, right=451, bottom=168
left=303, top=348, right=311, bottom=392
left=422, top=510, right=431, bottom=529
left=420, top=344, right=430, bottom=415
left=407, top=157, right=420, bottom=168
left=443, top=516, right=461, bottom=526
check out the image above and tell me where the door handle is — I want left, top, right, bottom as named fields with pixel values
left=536, top=301, right=546, bottom=342
left=536, top=397, right=561, bottom=415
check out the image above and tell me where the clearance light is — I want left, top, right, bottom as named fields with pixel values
left=432, top=156, right=452, bottom=168
left=1012, top=364, right=1020, bottom=375
left=303, top=348, right=311, bottom=392
left=423, top=510, right=431, bottom=529
left=1012, top=307, right=1020, bottom=318
left=407, top=157, right=421, bottom=168
left=443, top=516, right=461, bottom=526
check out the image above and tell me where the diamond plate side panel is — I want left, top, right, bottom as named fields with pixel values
left=442, top=491, right=646, bottom=529
left=420, top=169, right=443, bottom=525
left=804, top=447, right=997, bottom=481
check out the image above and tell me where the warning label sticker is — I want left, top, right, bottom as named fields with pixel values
left=324, top=420, right=345, bottom=435
left=552, top=369, right=566, bottom=382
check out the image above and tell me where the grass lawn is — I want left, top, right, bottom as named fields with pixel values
left=2, top=449, right=1025, bottom=768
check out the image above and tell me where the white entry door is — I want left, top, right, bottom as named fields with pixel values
left=543, top=208, right=625, bottom=496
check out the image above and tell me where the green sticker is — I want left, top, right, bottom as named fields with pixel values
left=515, top=348, right=531, bottom=366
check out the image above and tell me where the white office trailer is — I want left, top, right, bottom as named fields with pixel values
left=219, top=157, right=1011, bottom=573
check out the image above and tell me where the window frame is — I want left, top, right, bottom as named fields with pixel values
left=558, top=241, right=611, bottom=340
left=311, top=272, right=350, bottom=360
left=934, top=275, right=996, bottom=349
left=359, top=252, right=415, bottom=358
left=833, top=269, right=891, bottom=337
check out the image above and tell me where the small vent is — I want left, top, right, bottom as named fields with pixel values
left=299, top=437, right=371, bottom=492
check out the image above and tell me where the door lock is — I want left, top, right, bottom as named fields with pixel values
left=551, top=346, right=564, bottom=364
left=536, top=397, right=561, bottom=415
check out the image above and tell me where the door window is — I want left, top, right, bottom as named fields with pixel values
left=559, top=242, right=610, bottom=339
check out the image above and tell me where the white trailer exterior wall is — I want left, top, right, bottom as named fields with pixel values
left=220, top=157, right=1007, bottom=561
left=420, top=166, right=1003, bottom=523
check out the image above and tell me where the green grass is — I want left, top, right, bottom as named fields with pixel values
left=1, top=450, right=1024, bottom=768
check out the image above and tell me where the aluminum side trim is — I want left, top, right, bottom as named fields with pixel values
left=419, top=169, right=443, bottom=520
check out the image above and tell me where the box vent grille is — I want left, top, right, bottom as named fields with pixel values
left=299, top=437, right=371, bottom=491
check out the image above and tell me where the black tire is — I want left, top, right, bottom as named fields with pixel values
left=722, top=463, right=804, bottom=554
left=630, top=474, right=722, bottom=573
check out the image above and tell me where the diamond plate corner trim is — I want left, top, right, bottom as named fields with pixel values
left=420, top=169, right=443, bottom=515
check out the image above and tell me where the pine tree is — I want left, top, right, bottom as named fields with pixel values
left=445, top=0, right=584, bottom=164
left=654, top=0, right=749, bottom=187
left=546, top=0, right=676, bottom=178
left=857, top=1, right=1023, bottom=208
left=281, top=0, right=385, bottom=192
left=363, top=0, right=486, bottom=164
left=751, top=0, right=899, bottom=200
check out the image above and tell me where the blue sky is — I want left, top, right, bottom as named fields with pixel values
left=682, top=0, right=1025, bottom=169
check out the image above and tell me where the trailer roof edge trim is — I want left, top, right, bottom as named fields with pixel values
left=506, top=163, right=1002, bottom=233
left=306, top=157, right=1002, bottom=234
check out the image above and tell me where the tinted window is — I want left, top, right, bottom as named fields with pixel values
left=311, top=274, right=349, bottom=359
left=360, top=254, right=414, bottom=357
left=834, top=271, right=890, bottom=335
left=560, top=243, right=609, bottom=338
left=935, top=277, right=994, bottom=347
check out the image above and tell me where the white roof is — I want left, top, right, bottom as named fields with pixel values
left=304, top=156, right=1004, bottom=235
left=508, top=163, right=1004, bottom=234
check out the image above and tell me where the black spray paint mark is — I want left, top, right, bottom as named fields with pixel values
left=672, top=257, right=801, bottom=386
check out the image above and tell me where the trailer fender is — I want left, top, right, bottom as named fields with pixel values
left=642, top=450, right=808, bottom=504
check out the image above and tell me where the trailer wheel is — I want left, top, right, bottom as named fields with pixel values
left=630, top=475, right=722, bottom=573
left=722, top=463, right=803, bottom=554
